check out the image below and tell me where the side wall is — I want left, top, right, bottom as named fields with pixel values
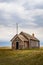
left=30, top=40, right=40, bottom=48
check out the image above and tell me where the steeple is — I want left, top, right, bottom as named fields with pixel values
left=16, top=23, right=18, bottom=34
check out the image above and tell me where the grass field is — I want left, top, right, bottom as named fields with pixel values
left=0, top=48, right=43, bottom=65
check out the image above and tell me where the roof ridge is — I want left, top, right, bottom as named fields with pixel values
left=20, top=31, right=39, bottom=41
left=20, top=31, right=31, bottom=35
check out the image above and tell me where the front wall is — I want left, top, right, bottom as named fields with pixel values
left=30, top=40, right=39, bottom=48
left=12, top=37, right=24, bottom=49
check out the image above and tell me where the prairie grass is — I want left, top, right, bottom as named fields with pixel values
left=0, top=48, right=43, bottom=65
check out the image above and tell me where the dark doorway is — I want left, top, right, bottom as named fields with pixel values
left=27, top=41, right=29, bottom=48
left=16, top=42, right=19, bottom=49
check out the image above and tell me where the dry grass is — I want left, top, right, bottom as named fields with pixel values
left=0, top=47, right=43, bottom=65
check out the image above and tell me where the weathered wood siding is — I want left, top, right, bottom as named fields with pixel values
left=24, top=41, right=29, bottom=49
left=12, top=37, right=40, bottom=49
left=30, top=40, right=39, bottom=48
left=12, top=37, right=25, bottom=49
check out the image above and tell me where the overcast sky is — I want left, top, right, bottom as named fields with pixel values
left=0, top=0, right=43, bottom=46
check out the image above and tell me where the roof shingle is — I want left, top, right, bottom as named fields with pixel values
left=11, top=31, right=39, bottom=42
left=20, top=32, right=39, bottom=41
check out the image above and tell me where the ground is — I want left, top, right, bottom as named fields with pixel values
left=0, top=47, right=43, bottom=65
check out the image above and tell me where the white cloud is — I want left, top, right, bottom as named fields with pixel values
left=0, top=26, right=16, bottom=41
left=0, top=0, right=43, bottom=46
left=0, top=1, right=43, bottom=22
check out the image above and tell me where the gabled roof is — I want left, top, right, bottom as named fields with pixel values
left=20, top=32, right=39, bottom=41
left=11, top=34, right=18, bottom=42
left=11, top=34, right=28, bottom=42
left=17, top=34, right=28, bottom=41
left=11, top=31, right=39, bottom=42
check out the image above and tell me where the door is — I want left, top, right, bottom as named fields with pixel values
left=27, top=41, right=29, bottom=48
left=16, top=42, right=19, bottom=49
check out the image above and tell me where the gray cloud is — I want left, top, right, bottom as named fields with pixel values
left=33, top=15, right=43, bottom=27
left=0, top=0, right=15, bottom=2
left=35, top=3, right=43, bottom=9
left=0, top=0, right=43, bottom=46
left=0, top=0, right=43, bottom=29
left=0, top=10, right=7, bottom=26
left=23, top=1, right=43, bottom=10
left=0, top=10, right=29, bottom=27
left=23, top=2, right=31, bottom=10
left=0, top=9, right=43, bottom=29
